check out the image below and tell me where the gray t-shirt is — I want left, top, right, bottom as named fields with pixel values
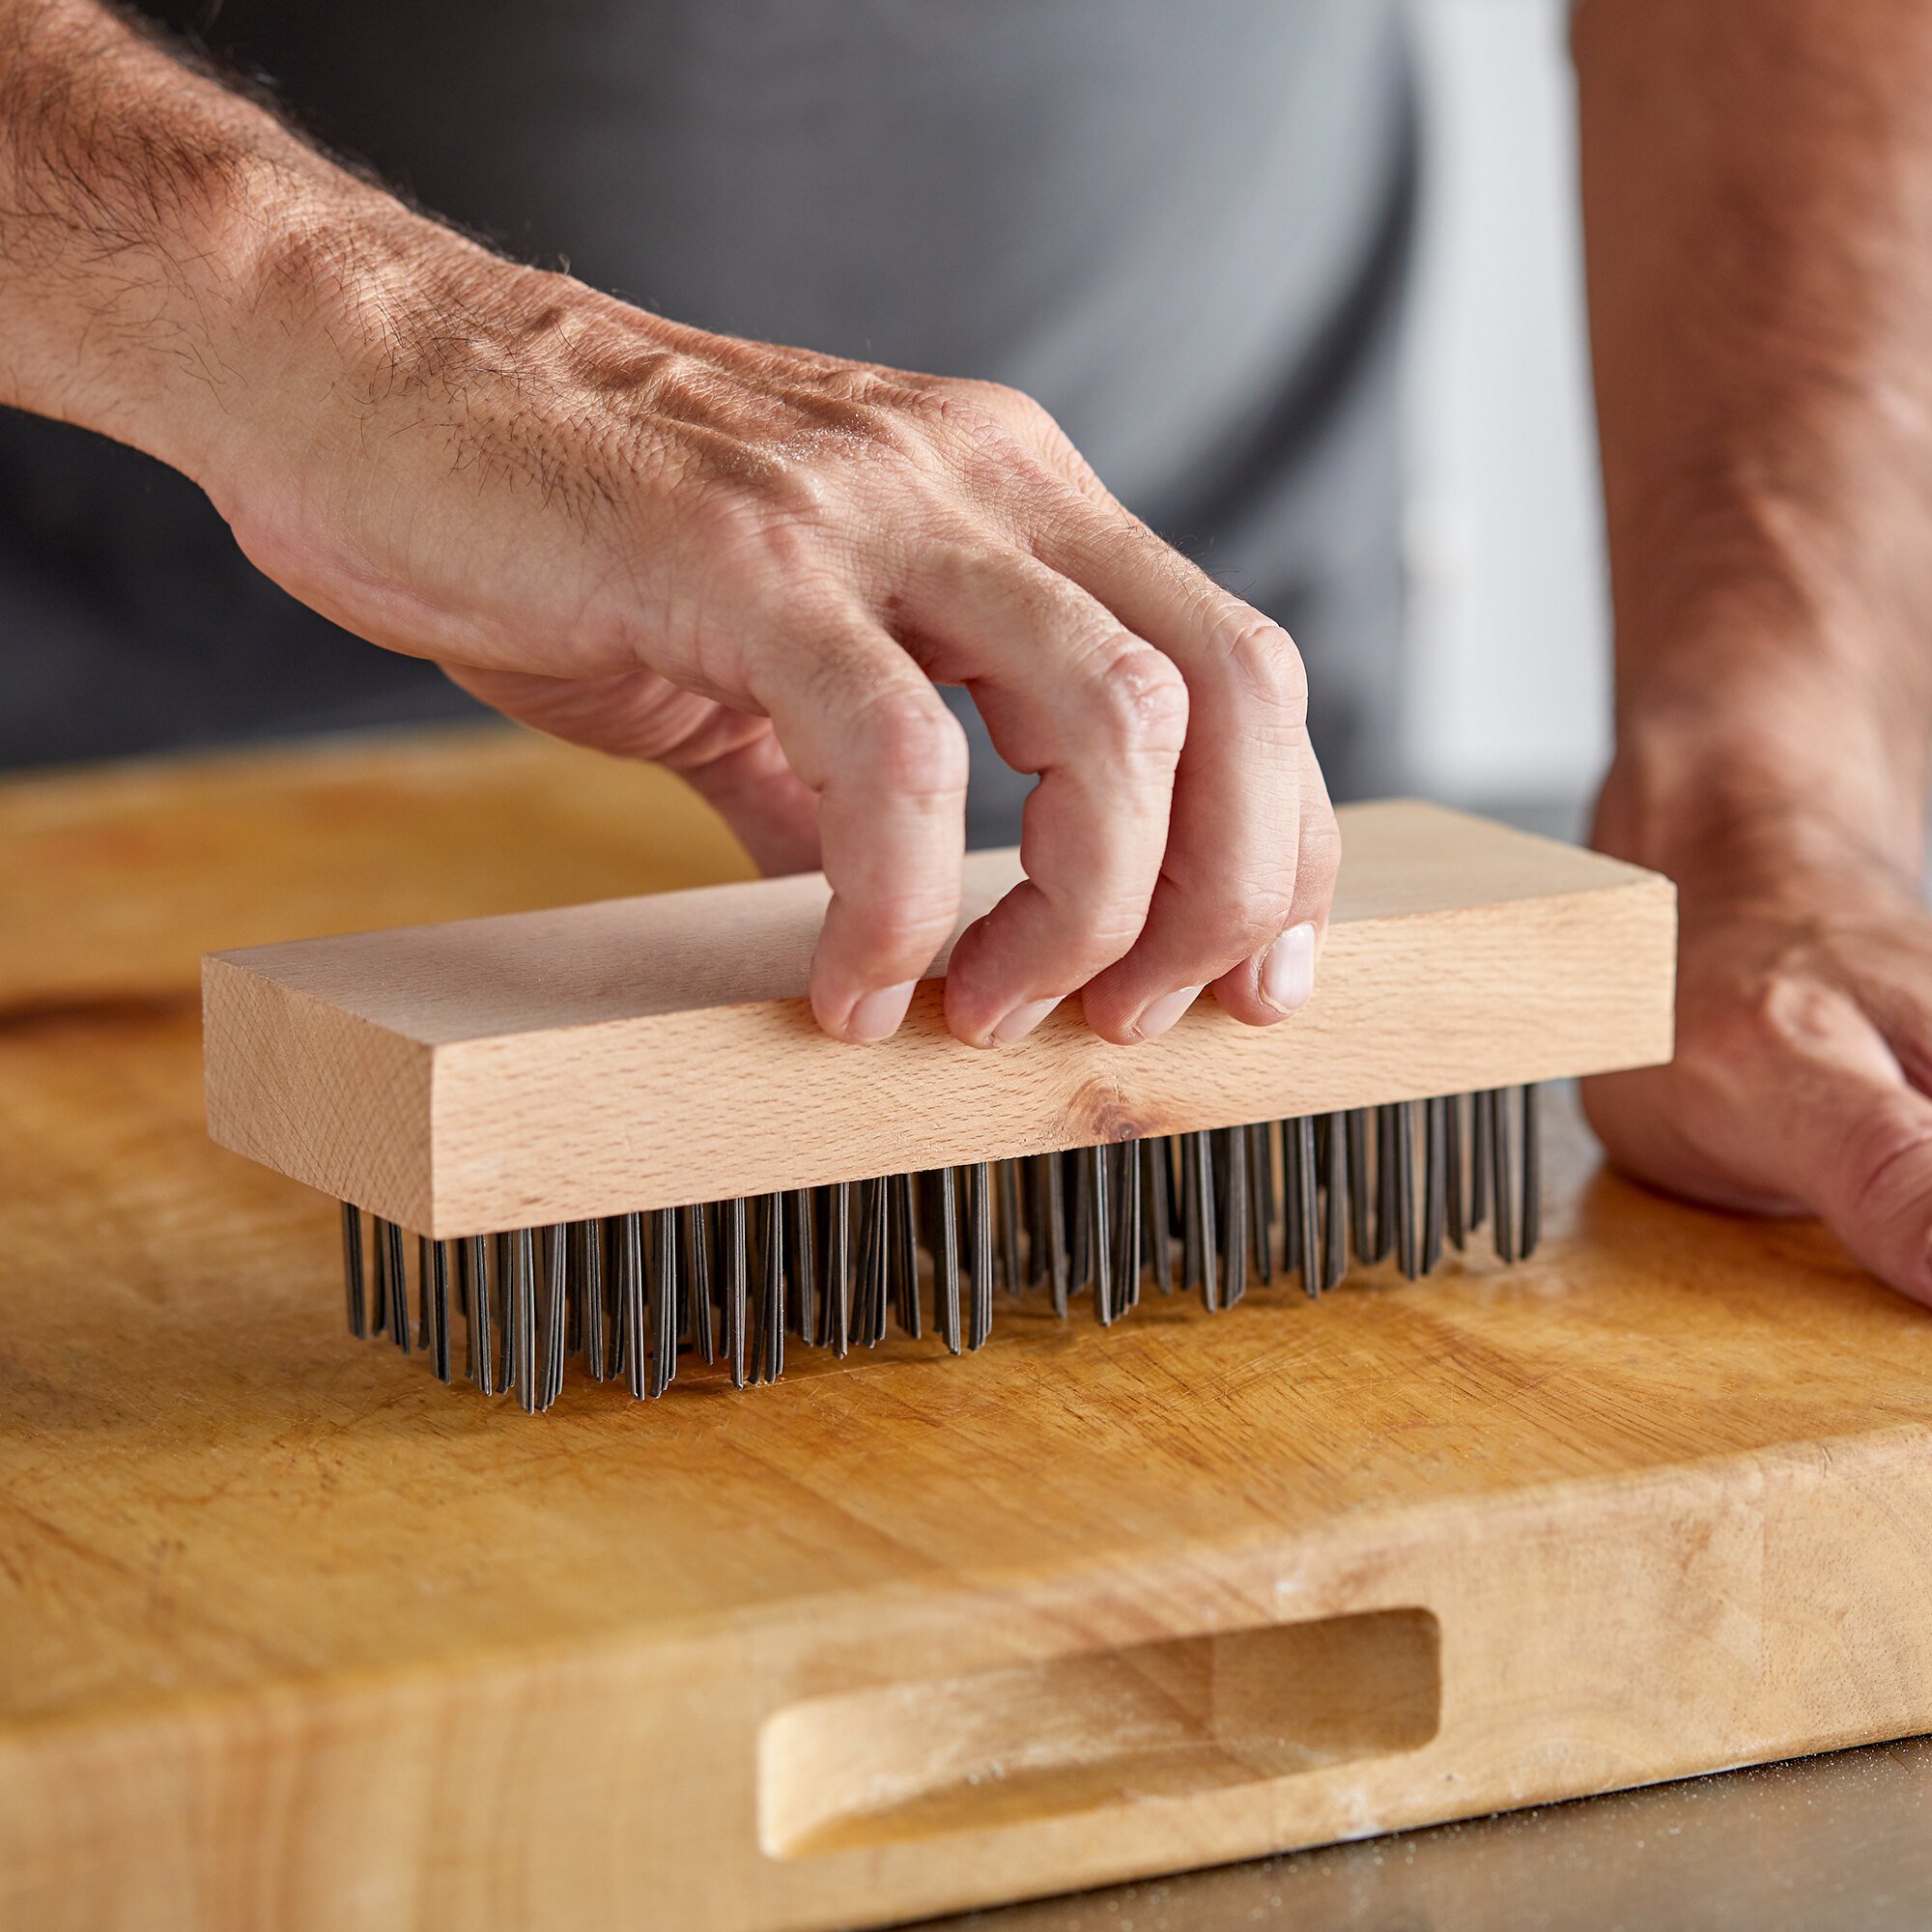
left=0, top=1, right=1416, bottom=828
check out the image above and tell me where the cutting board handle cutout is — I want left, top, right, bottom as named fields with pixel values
left=758, top=1606, right=1440, bottom=1858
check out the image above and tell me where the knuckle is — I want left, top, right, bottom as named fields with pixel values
left=1202, top=885, right=1300, bottom=960
left=1141, top=883, right=1296, bottom=972
left=923, top=540, right=1022, bottom=604
left=1738, top=971, right=1838, bottom=1056
left=1215, top=616, right=1310, bottom=723
left=1680, top=973, right=1803, bottom=1086
left=1072, top=897, right=1153, bottom=964
left=952, top=377, right=1054, bottom=431
left=1839, top=1106, right=1932, bottom=1224
left=904, top=382, right=1007, bottom=449
left=1084, top=636, right=1190, bottom=755
left=1009, top=874, right=1146, bottom=979
left=1297, top=805, right=1343, bottom=892
left=863, top=892, right=961, bottom=962
left=904, top=380, right=1068, bottom=483
left=850, top=688, right=971, bottom=798
left=986, top=381, right=1064, bottom=445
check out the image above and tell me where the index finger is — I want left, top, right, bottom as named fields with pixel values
left=753, top=613, right=971, bottom=1043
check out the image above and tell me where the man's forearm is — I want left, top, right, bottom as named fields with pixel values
left=1576, top=0, right=1932, bottom=876
left=0, top=0, right=371, bottom=477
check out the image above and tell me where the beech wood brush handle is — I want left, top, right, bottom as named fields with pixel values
left=202, top=801, right=1675, bottom=1236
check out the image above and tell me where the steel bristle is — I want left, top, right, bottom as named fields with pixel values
left=935, top=1167, right=963, bottom=1355
left=821, top=1181, right=851, bottom=1358
left=340, top=1203, right=367, bottom=1340
left=339, top=1085, right=1548, bottom=1402
left=968, top=1162, right=995, bottom=1350
left=1220, top=1127, right=1249, bottom=1311
left=384, top=1219, right=411, bottom=1352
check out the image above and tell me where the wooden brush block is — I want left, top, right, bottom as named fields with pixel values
left=202, top=801, right=1676, bottom=1236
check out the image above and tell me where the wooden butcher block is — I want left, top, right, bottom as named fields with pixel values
left=5, top=727, right=1932, bottom=1932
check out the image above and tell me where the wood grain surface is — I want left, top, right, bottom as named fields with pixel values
left=5, top=731, right=1932, bottom=1932
left=0, top=724, right=753, bottom=1015
left=202, top=804, right=1676, bottom=1233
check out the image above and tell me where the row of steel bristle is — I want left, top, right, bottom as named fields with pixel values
left=337, top=1087, right=1541, bottom=1410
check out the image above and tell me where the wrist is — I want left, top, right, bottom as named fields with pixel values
left=1595, top=695, right=1926, bottom=908
left=1598, top=478, right=1932, bottom=898
left=193, top=190, right=616, bottom=510
left=109, top=158, right=354, bottom=481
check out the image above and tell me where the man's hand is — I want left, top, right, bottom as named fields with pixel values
left=1587, top=745, right=1932, bottom=1303
left=1576, top=0, right=1932, bottom=1303
left=213, top=240, right=1336, bottom=1050
left=0, top=0, right=1337, bottom=1049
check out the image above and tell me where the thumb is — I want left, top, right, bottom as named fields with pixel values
left=1747, top=989, right=1932, bottom=1304
left=1587, top=988, right=1932, bottom=1306
left=672, top=730, right=823, bottom=876
left=1809, top=1078, right=1932, bottom=1305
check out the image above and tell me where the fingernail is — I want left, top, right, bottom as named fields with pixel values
left=1260, top=923, right=1318, bottom=1014
left=1134, top=984, right=1204, bottom=1041
left=844, top=980, right=917, bottom=1042
left=992, top=997, right=1060, bottom=1045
